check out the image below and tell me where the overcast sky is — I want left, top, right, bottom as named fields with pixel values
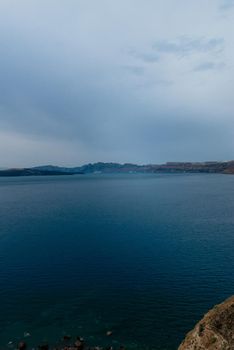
left=0, top=0, right=234, bottom=167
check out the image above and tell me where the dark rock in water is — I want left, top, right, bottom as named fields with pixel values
left=38, top=345, right=49, bottom=350
left=178, top=295, right=234, bottom=350
left=63, top=335, right=72, bottom=341
left=74, top=337, right=84, bottom=349
left=18, top=341, right=27, bottom=350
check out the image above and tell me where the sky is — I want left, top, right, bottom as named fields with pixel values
left=0, top=0, right=234, bottom=167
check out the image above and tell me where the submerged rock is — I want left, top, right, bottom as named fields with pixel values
left=63, top=335, right=72, bottom=341
left=74, top=336, right=84, bottom=349
left=38, top=345, right=49, bottom=350
left=178, top=295, right=234, bottom=350
left=24, top=332, right=31, bottom=338
left=18, top=342, right=27, bottom=350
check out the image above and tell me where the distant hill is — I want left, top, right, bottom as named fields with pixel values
left=1, top=161, right=234, bottom=176
left=33, top=165, right=79, bottom=173
left=150, top=161, right=234, bottom=174
left=32, top=161, right=234, bottom=174
left=33, top=162, right=147, bottom=174
left=0, top=168, right=78, bottom=177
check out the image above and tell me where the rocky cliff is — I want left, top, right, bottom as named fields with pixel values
left=178, top=296, right=234, bottom=350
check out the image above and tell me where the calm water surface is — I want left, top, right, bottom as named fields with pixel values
left=0, top=174, right=233, bottom=349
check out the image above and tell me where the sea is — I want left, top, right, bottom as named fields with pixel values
left=0, top=173, right=233, bottom=349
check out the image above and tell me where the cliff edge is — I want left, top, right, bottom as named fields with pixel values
left=178, top=296, right=234, bottom=350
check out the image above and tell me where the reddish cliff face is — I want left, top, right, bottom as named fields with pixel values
left=178, top=296, right=234, bottom=350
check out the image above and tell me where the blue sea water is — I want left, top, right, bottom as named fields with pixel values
left=0, top=173, right=233, bottom=349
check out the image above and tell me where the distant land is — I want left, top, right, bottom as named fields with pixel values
left=1, top=161, right=234, bottom=176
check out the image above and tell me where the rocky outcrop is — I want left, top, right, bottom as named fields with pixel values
left=178, top=296, right=234, bottom=350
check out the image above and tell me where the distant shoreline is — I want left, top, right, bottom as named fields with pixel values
left=1, top=161, right=234, bottom=177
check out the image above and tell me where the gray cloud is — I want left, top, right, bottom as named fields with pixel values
left=0, top=0, right=233, bottom=166
left=123, top=65, right=145, bottom=75
left=135, top=53, right=160, bottom=63
left=220, top=0, right=234, bottom=10
left=152, top=37, right=225, bottom=57
left=193, top=61, right=226, bottom=72
left=127, top=49, right=160, bottom=63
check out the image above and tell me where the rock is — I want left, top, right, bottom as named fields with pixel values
left=18, top=342, right=27, bottom=350
left=178, top=295, right=234, bottom=350
left=63, top=335, right=72, bottom=341
left=24, top=332, right=31, bottom=338
left=74, top=337, right=84, bottom=349
left=38, top=345, right=49, bottom=350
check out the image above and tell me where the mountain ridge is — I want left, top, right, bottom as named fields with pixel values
left=1, top=161, right=234, bottom=176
